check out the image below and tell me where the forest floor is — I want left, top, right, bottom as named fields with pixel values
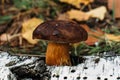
left=0, top=0, right=120, bottom=56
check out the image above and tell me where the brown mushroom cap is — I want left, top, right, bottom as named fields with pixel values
left=33, top=20, right=88, bottom=43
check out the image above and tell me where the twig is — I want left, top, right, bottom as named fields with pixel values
left=10, top=53, right=45, bottom=57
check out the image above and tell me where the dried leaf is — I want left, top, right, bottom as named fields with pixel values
left=105, top=34, right=120, bottom=42
left=81, top=24, right=104, bottom=45
left=67, top=9, right=90, bottom=21
left=0, top=33, right=20, bottom=42
left=82, top=25, right=120, bottom=44
left=60, top=0, right=94, bottom=8
left=108, top=0, right=120, bottom=18
left=67, top=6, right=107, bottom=21
left=86, top=6, right=107, bottom=20
left=0, top=33, right=11, bottom=41
left=57, top=14, right=70, bottom=21
left=22, top=18, right=43, bottom=44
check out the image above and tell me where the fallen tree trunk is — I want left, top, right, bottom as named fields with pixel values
left=0, top=51, right=120, bottom=80
left=0, top=52, right=50, bottom=80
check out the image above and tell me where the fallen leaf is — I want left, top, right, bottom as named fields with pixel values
left=60, top=0, right=94, bottom=8
left=108, top=0, right=120, bottom=18
left=67, top=6, right=107, bottom=21
left=22, top=18, right=43, bottom=44
left=0, top=33, right=11, bottom=41
left=57, top=13, right=70, bottom=21
left=82, top=25, right=120, bottom=44
left=104, top=34, right=120, bottom=42
left=86, top=6, right=107, bottom=20
left=81, top=24, right=104, bottom=45
left=0, top=33, right=20, bottom=42
left=67, top=9, right=90, bottom=21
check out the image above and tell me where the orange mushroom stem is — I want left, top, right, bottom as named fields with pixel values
left=46, top=42, right=71, bottom=66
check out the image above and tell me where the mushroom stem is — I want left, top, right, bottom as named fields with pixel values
left=46, top=42, right=71, bottom=66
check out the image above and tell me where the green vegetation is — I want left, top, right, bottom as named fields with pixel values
left=0, top=0, right=120, bottom=55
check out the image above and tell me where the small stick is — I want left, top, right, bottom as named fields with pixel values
left=10, top=53, right=45, bottom=57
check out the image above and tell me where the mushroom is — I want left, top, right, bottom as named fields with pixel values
left=33, top=20, right=88, bottom=66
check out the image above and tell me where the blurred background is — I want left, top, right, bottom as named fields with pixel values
left=0, top=0, right=120, bottom=55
